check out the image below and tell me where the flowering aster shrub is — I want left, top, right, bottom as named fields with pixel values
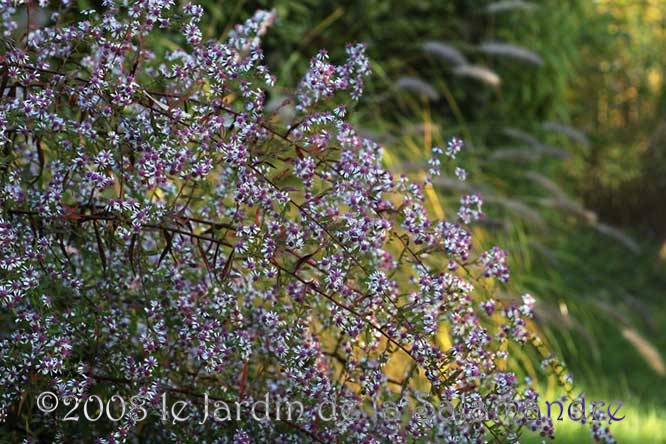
left=0, top=1, right=615, bottom=443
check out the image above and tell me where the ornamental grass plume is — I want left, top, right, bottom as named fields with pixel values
left=485, top=1, right=539, bottom=14
left=453, top=64, right=502, bottom=87
left=478, top=42, right=544, bottom=66
left=422, top=41, right=468, bottom=67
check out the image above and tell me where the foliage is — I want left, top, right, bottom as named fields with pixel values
left=188, top=1, right=666, bottom=441
left=0, top=1, right=620, bottom=443
left=194, top=0, right=666, bottom=392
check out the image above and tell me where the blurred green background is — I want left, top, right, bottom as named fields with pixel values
left=191, top=0, right=666, bottom=442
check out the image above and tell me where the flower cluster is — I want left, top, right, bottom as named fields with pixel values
left=480, top=246, right=511, bottom=283
left=445, top=137, right=464, bottom=159
left=458, top=193, right=484, bottom=224
left=296, top=43, right=370, bottom=110
left=0, top=1, right=612, bottom=443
